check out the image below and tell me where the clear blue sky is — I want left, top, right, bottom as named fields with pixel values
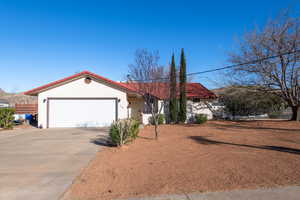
left=0, top=0, right=299, bottom=92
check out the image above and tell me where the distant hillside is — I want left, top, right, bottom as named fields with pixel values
left=0, top=88, right=37, bottom=105
left=211, top=86, right=239, bottom=96
left=212, top=86, right=282, bottom=96
left=0, top=88, right=7, bottom=96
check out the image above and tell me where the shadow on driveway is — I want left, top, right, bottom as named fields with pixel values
left=90, top=136, right=114, bottom=147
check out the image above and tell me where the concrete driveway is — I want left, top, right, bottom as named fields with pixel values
left=0, top=127, right=108, bottom=200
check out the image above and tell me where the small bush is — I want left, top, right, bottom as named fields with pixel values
left=149, top=114, right=165, bottom=125
left=194, top=114, right=207, bottom=124
left=109, top=119, right=140, bottom=146
left=268, top=111, right=282, bottom=119
left=0, top=108, right=15, bottom=129
left=129, top=119, right=140, bottom=140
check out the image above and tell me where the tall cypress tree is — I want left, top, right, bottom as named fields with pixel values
left=179, top=48, right=187, bottom=123
left=169, top=54, right=177, bottom=123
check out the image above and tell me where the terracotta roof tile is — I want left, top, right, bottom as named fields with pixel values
left=122, top=82, right=216, bottom=99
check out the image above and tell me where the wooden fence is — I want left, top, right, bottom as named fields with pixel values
left=15, top=104, right=38, bottom=115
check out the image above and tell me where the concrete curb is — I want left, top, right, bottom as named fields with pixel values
left=118, top=186, right=300, bottom=200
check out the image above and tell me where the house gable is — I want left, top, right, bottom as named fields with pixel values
left=24, top=71, right=136, bottom=96
left=39, top=77, right=128, bottom=98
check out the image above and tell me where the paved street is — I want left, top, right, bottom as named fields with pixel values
left=122, top=186, right=300, bottom=200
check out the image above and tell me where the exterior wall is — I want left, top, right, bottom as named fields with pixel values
left=142, top=113, right=152, bottom=124
left=38, top=77, right=128, bottom=128
left=141, top=100, right=164, bottom=125
left=130, top=98, right=214, bottom=125
left=129, top=97, right=165, bottom=125
left=186, top=100, right=213, bottom=121
left=128, top=96, right=144, bottom=122
left=158, top=100, right=164, bottom=114
left=0, top=103, right=9, bottom=108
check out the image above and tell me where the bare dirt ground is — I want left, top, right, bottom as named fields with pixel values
left=0, top=124, right=35, bottom=132
left=64, top=120, right=300, bottom=200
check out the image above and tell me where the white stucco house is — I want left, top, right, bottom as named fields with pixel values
left=0, top=99, right=9, bottom=108
left=25, top=71, right=216, bottom=128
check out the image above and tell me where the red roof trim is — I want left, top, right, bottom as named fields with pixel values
left=186, top=83, right=217, bottom=99
left=24, top=71, right=216, bottom=100
left=24, top=71, right=136, bottom=95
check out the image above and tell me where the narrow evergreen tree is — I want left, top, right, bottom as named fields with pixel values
left=179, top=48, right=187, bottom=123
left=169, top=54, right=177, bottom=123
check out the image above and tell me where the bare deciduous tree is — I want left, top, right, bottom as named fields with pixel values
left=127, top=49, right=169, bottom=139
left=228, top=11, right=300, bottom=120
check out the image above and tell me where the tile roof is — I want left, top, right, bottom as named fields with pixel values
left=121, top=82, right=216, bottom=99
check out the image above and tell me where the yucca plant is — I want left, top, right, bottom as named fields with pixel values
left=109, top=119, right=140, bottom=147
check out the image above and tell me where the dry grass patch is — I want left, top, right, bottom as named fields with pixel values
left=64, top=120, right=300, bottom=200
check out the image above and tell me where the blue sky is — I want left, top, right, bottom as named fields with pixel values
left=0, top=0, right=299, bottom=92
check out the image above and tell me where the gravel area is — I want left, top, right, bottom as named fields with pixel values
left=63, top=120, right=300, bottom=200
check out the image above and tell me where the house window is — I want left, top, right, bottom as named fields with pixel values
left=143, top=101, right=158, bottom=114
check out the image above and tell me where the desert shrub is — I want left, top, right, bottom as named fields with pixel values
left=0, top=108, right=15, bottom=129
left=268, top=111, right=283, bottom=119
left=109, top=119, right=140, bottom=146
left=129, top=119, right=140, bottom=140
left=219, top=86, right=286, bottom=117
left=149, top=114, right=165, bottom=125
left=194, top=114, right=207, bottom=124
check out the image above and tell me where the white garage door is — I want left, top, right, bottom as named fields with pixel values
left=48, top=98, right=116, bottom=128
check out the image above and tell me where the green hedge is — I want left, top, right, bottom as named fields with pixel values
left=268, top=111, right=282, bottom=119
left=0, top=108, right=15, bottom=129
left=194, top=114, right=207, bottom=124
left=109, top=119, right=140, bottom=147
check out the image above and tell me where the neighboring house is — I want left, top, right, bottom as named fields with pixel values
left=0, top=99, right=9, bottom=108
left=25, top=71, right=216, bottom=128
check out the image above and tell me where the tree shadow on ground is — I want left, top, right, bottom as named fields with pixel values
left=138, top=136, right=155, bottom=140
left=178, top=124, right=205, bottom=128
left=208, top=122, right=300, bottom=133
left=189, top=136, right=300, bottom=155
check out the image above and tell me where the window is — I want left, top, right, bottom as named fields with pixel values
left=143, top=100, right=158, bottom=114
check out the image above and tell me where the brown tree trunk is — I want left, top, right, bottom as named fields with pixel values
left=291, top=106, right=300, bottom=121
left=154, top=124, right=158, bottom=140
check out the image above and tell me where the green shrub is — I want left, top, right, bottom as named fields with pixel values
left=0, top=108, right=15, bottom=129
left=149, top=114, right=165, bottom=125
left=129, top=119, right=140, bottom=140
left=268, top=111, right=282, bottom=119
left=194, top=114, right=207, bottom=124
left=109, top=119, right=140, bottom=146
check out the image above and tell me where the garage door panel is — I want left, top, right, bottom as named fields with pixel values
left=48, top=99, right=116, bottom=128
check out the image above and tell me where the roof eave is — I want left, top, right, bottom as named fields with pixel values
left=23, top=71, right=138, bottom=96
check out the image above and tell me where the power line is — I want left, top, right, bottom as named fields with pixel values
left=128, top=49, right=300, bottom=82
left=187, top=49, right=300, bottom=77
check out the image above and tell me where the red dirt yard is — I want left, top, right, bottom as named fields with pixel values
left=64, top=120, right=300, bottom=200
